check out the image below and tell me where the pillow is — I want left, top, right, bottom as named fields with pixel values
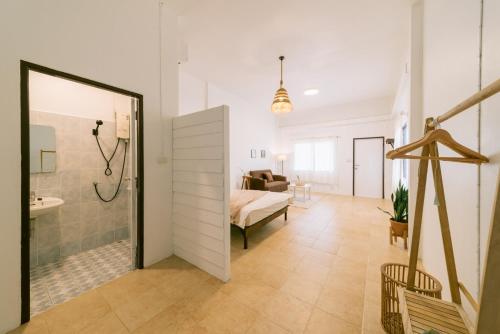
left=263, top=172, right=274, bottom=182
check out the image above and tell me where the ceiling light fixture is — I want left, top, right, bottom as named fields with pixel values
left=271, top=56, right=293, bottom=114
left=304, top=88, right=319, bottom=96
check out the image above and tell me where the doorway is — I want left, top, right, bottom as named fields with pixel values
left=20, top=61, right=144, bottom=323
left=352, top=137, right=385, bottom=198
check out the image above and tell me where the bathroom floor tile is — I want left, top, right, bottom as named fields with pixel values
left=30, top=240, right=131, bottom=317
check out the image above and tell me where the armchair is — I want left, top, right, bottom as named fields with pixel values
left=248, top=169, right=290, bottom=192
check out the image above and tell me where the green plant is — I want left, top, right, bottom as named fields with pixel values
left=378, top=181, right=408, bottom=223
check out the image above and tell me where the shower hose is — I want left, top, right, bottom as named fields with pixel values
left=93, top=135, right=128, bottom=203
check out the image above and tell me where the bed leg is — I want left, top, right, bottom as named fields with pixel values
left=285, top=209, right=288, bottom=221
left=241, top=228, right=248, bottom=249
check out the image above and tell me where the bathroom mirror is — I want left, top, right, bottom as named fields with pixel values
left=30, top=124, right=57, bottom=173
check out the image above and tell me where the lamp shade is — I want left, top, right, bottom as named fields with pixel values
left=271, top=56, right=292, bottom=114
left=271, top=88, right=293, bottom=114
left=277, top=154, right=287, bottom=161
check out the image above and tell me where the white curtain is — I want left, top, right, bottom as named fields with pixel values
left=292, top=137, right=338, bottom=186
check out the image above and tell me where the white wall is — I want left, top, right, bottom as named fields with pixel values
left=411, top=0, right=500, bottom=321
left=279, top=115, right=394, bottom=198
left=179, top=71, right=278, bottom=189
left=29, top=71, right=131, bottom=122
left=0, top=1, right=178, bottom=331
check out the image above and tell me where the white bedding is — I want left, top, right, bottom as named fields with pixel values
left=233, top=191, right=292, bottom=229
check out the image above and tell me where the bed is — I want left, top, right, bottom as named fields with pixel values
left=230, top=189, right=292, bottom=249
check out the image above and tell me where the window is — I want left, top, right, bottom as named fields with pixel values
left=401, top=124, right=408, bottom=180
left=293, top=138, right=337, bottom=185
left=294, top=142, right=313, bottom=171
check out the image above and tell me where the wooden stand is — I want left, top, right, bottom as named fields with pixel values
left=385, top=78, right=500, bottom=333
left=387, top=118, right=494, bottom=333
left=241, top=175, right=251, bottom=190
left=389, top=226, right=408, bottom=250
left=405, top=125, right=462, bottom=304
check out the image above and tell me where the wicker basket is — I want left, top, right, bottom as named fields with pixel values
left=380, top=263, right=442, bottom=334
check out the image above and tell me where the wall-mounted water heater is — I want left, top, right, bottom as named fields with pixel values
left=115, top=111, right=130, bottom=139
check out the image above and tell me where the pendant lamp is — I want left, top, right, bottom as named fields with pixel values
left=271, top=56, right=293, bottom=114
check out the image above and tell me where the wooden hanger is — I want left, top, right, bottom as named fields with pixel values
left=386, top=128, right=489, bottom=164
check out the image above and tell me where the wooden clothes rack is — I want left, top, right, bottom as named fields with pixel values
left=386, top=78, right=500, bottom=333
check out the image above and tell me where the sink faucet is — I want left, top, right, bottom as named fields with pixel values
left=30, top=191, right=36, bottom=202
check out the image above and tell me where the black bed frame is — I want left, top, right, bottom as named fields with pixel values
left=232, top=205, right=288, bottom=249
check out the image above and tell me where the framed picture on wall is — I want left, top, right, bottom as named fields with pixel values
left=260, top=150, right=266, bottom=158
left=251, top=149, right=256, bottom=158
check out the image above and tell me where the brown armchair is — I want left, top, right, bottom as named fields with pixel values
left=248, top=169, right=290, bottom=192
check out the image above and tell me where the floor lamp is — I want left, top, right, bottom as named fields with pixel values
left=277, top=154, right=287, bottom=176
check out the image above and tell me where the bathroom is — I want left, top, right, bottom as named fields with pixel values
left=27, top=69, right=140, bottom=316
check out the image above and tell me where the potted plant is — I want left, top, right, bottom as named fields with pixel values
left=379, top=182, right=408, bottom=241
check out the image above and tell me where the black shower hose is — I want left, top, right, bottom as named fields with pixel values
left=93, top=136, right=128, bottom=203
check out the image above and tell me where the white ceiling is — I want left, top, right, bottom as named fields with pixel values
left=171, top=0, right=410, bottom=113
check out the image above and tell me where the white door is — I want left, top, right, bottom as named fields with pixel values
left=354, top=138, right=384, bottom=198
left=171, top=105, right=231, bottom=282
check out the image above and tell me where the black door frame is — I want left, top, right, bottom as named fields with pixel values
left=20, top=61, right=145, bottom=323
left=352, top=136, right=385, bottom=199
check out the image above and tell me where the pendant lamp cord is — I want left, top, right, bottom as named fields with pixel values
left=279, top=56, right=284, bottom=87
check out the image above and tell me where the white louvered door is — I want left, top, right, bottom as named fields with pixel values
left=171, top=105, right=230, bottom=281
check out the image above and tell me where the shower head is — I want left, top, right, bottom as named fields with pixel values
left=92, top=120, right=104, bottom=136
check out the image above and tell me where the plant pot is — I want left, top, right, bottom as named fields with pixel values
left=390, top=219, right=408, bottom=237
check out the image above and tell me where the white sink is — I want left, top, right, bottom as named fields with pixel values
left=30, top=197, right=64, bottom=219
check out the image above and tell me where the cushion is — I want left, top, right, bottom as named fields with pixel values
left=263, top=172, right=274, bottom=182
left=250, top=170, right=272, bottom=179
left=265, top=181, right=289, bottom=192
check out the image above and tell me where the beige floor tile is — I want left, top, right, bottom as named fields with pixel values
left=305, top=307, right=360, bottom=333
left=316, top=285, right=364, bottom=328
left=249, top=262, right=290, bottom=289
left=291, top=235, right=317, bottom=247
left=262, top=291, right=313, bottom=333
left=78, top=312, right=128, bottom=334
left=312, top=238, right=341, bottom=254
left=132, top=303, right=198, bottom=334
left=262, top=248, right=302, bottom=271
left=279, top=241, right=313, bottom=258
left=198, top=295, right=259, bottom=334
left=324, top=282, right=365, bottom=302
left=156, top=269, right=212, bottom=306
left=362, top=301, right=386, bottom=334
left=331, top=257, right=367, bottom=278
left=301, top=248, right=337, bottom=268
left=41, top=290, right=111, bottom=334
left=7, top=316, right=49, bottom=334
left=364, top=279, right=381, bottom=305
left=220, top=279, right=278, bottom=311
left=114, top=287, right=170, bottom=331
left=138, top=255, right=194, bottom=286
left=246, top=315, right=291, bottom=334
left=337, top=245, right=370, bottom=264
left=325, top=269, right=366, bottom=297
left=231, top=258, right=259, bottom=279
left=280, top=273, right=323, bottom=304
left=294, top=258, right=331, bottom=285
left=97, top=269, right=156, bottom=309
